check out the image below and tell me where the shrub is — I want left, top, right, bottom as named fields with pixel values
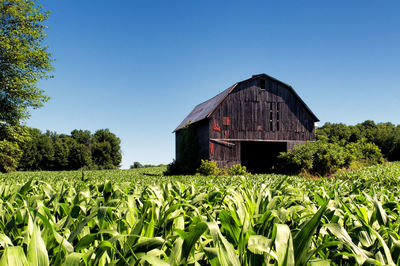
left=346, top=140, right=384, bottom=165
left=312, top=142, right=350, bottom=176
left=278, top=141, right=349, bottom=176
left=164, top=159, right=200, bottom=175
left=277, top=142, right=317, bottom=174
left=196, top=160, right=220, bottom=176
left=228, top=164, right=248, bottom=175
left=278, top=140, right=384, bottom=176
left=164, top=160, right=181, bottom=175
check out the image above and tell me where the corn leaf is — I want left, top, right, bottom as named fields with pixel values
left=275, top=224, right=294, bottom=266
left=293, top=200, right=328, bottom=266
left=181, top=222, right=208, bottom=262
left=0, top=246, right=28, bottom=266
left=26, top=224, right=49, bottom=266
left=61, top=253, right=83, bottom=266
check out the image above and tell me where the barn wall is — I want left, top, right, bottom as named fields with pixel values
left=208, top=77, right=316, bottom=166
left=175, top=120, right=209, bottom=172
left=209, top=141, right=241, bottom=169
left=196, top=120, right=210, bottom=160
left=287, top=141, right=308, bottom=151
left=209, top=77, right=315, bottom=142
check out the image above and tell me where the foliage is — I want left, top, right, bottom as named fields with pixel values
left=0, top=124, right=30, bottom=172
left=91, top=129, right=122, bottom=169
left=130, top=161, right=143, bottom=169
left=0, top=140, right=21, bottom=172
left=71, top=129, right=91, bottom=145
left=0, top=0, right=53, bottom=173
left=19, top=129, right=54, bottom=170
left=312, top=142, right=350, bottom=175
left=196, top=159, right=220, bottom=176
left=68, top=142, right=92, bottom=170
left=0, top=0, right=53, bottom=126
left=280, top=124, right=387, bottom=175
left=196, top=161, right=248, bottom=176
left=228, top=164, right=248, bottom=175
left=278, top=141, right=347, bottom=175
left=1, top=163, right=400, bottom=264
left=278, top=140, right=384, bottom=176
left=131, top=162, right=164, bottom=169
left=164, top=159, right=181, bottom=175
left=335, top=161, right=400, bottom=186
left=317, top=120, right=400, bottom=161
left=17, top=127, right=121, bottom=171
left=346, top=139, right=384, bottom=166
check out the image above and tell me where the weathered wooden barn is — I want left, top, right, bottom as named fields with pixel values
left=173, top=74, right=319, bottom=173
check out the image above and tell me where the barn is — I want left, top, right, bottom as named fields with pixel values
left=173, top=74, right=319, bottom=173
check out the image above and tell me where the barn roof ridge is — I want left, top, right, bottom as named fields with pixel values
left=173, top=74, right=319, bottom=132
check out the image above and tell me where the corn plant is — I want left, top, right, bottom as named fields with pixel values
left=0, top=163, right=399, bottom=265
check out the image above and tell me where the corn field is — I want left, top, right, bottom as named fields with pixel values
left=1, top=163, right=400, bottom=265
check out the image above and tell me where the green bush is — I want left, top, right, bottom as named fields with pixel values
left=312, top=142, right=350, bottom=175
left=164, top=159, right=200, bottom=175
left=278, top=139, right=384, bottom=176
left=228, top=164, right=248, bottom=175
left=277, top=142, right=318, bottom=174
left=196, top=160, right=220, bottom=176
left=346, top=140, right=384, bottom=165
left=164, top=160, right=177, bottom=175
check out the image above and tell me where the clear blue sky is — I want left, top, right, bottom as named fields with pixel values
left=29, top=0, right=400, bottom=168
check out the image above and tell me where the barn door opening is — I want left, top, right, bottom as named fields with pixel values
left=240, top=141, right=287, bottom=173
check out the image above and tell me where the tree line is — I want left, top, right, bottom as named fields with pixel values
left=0, top=127, right=121, bottom=172
left=278, top=120, right=400, bottom=176
left=316, top=120, right=400, bottom=161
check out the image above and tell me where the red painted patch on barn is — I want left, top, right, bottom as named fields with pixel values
left=223, top=117, right=230, bottom=125
left=213, top=121, right=221, bottom=131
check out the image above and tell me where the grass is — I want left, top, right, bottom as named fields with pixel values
left=0, top=163, right=400, bottom=265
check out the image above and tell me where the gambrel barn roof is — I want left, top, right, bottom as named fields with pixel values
left=174, top=74, right=319, bottom=132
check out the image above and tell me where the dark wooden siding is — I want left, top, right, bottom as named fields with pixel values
left=209, top=141, right=241, bottom=169
left=175, top=120, right=209, bottom=171
left=197, top=120, right=210, bottom=160
left=287, top=140, right=308, bottom=151
left=209, top=77, right=315, bottom=142
left=208, top=77, right=315, bottom=166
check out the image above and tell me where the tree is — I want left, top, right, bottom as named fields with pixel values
left=92, top=129, right=121, bottom=169
left=316, top=123, right=351, bottom=144
left=0, top=0, right=53, bottom=126
left=18, top=127, right=41, bottom=170
left=69, top=142, right=92, bottom=169
left=19, top=127, right=121, bottom=171
left=0, top=124, right=28, bottom=171
left=92, top=141, right=114, bottom=169
left=71, top=129, right=92, bottom=146
left=0, top=139, right=21, bottom=172
left=130, top=161, right=143, bottom=169
left=0, top=0, right=52, bottom=172
left=52, top=134, right=74, bottom=170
